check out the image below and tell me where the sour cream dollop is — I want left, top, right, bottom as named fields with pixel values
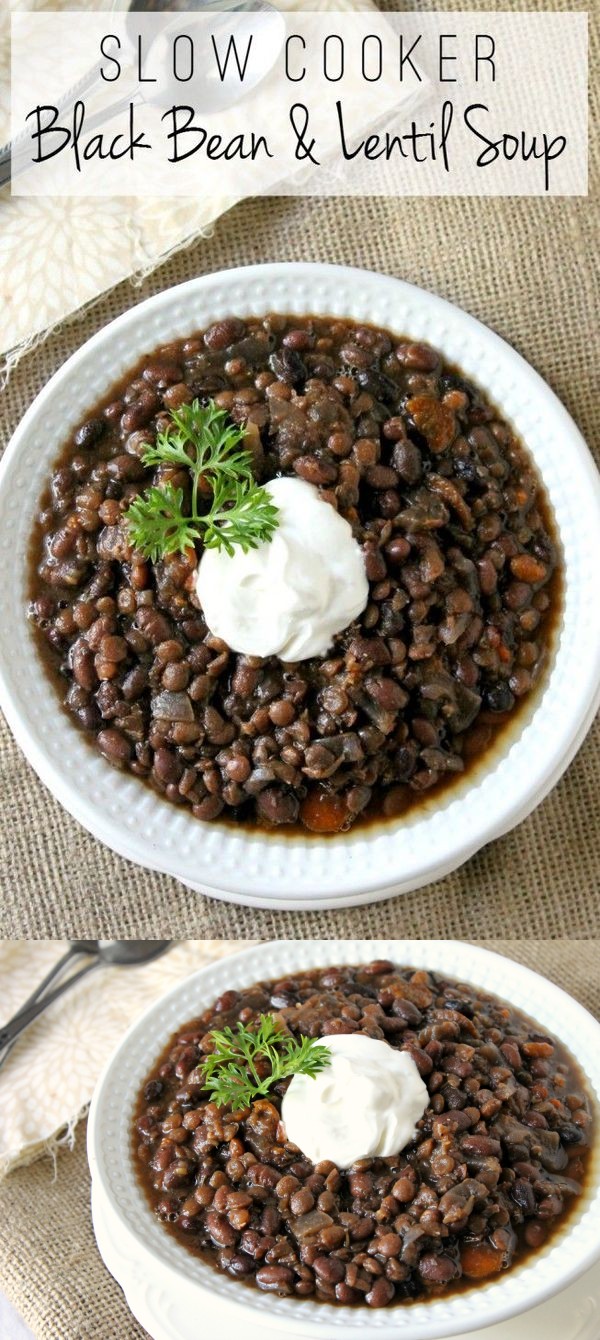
left=195, top=477, right=368, bottom=661
left=281, top=1033, right=429, bottom=1169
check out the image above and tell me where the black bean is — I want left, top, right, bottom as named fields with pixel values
left=97, top=728, right=132, bottom=767
left=290, top=1188, right=315, bottom=1216
left=366, top=1277, right=395, bottom=1308
left=204, top=318, right=246, bottom=350
left=293, top=455, right=338, bottom=485
left=74, top=417, right=105, bottom=449
left=559, top=1123, right=586, bottom=1146
left=511, top=1180, right=537, bottom=1215
left=206, top=1212, right=237, bottom=1247
left=356, top=368, right=399, bottom=403
left=269, top=348, right=307, bottom=385
left=255, top=1266, right=294, bottom=1294
left=314, top=1256, right=345, bottom=1284
left=121, top=388, right=159, bottom=433
left=143, top=1079, right=163, bottom=1102
left=255, top=787, right=299, bottom=826
left=226, top=1253, right=255, bottom=1277
left=142, top=360, right=183, bottom=387
left=418, top=1254, right=459, bottom=1284
left=485, top=683, right=515, bottom=712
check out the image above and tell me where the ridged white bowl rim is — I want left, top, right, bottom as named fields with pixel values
left=0, top=263, right=599, bottom=908
left=87, top=939, right=600, bottom=1340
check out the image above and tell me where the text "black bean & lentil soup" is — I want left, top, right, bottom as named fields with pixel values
left=133, top=961, right=593, bottom=1309
left=29, top=314, right=560, bottom=833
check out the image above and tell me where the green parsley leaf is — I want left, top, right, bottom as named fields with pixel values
left=124, top=399, right=278, bottom=560
left=199, top=1014, right=332, bottom=1109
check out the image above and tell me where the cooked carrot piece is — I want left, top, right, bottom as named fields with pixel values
left=460, top=1243, right=504, bottom=1279
left=300, top=789, right=348, bottom=833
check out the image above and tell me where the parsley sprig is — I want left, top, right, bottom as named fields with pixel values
left=199, top=1014, right=331, bottom=1109
left=125, top=400, right=279, bottom=561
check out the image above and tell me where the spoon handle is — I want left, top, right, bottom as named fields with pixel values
left=0, top=53, right=110, bottom=192
left=0, top=960, right=100, bottom=1053
left=8, top=945, right=80, bottom=1019
left=0, top=944, right=100, bottom=1069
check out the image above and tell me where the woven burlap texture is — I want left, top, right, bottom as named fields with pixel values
left=0, top=0, right=598, bottom=940
left=0, top=939, right=597, bottom=1340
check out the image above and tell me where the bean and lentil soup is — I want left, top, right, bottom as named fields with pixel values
left=133, top=961, right=593, bottom=1308
left=29, top=314, right=560, bottom=833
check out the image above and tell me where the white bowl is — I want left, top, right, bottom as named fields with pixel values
left=1, top=263, right=599, bottom=909
left=87, top=939, right=600, bottom=1340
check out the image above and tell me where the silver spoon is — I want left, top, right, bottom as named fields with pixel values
left=0, top=0, right=283, bottom=189
left=0, top=940, right=172, bottom=1061
left=8, top=940, right=100, bottom=1020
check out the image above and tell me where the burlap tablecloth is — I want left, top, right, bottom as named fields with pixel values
left=0, top=939, right=597, bottom=1340
left=1, top=0, right=598, bottom=940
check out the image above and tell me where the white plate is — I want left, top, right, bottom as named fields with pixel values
left=88, top=940, right=600, bottom=1340
left=1, top=263, right=599, bottom=908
